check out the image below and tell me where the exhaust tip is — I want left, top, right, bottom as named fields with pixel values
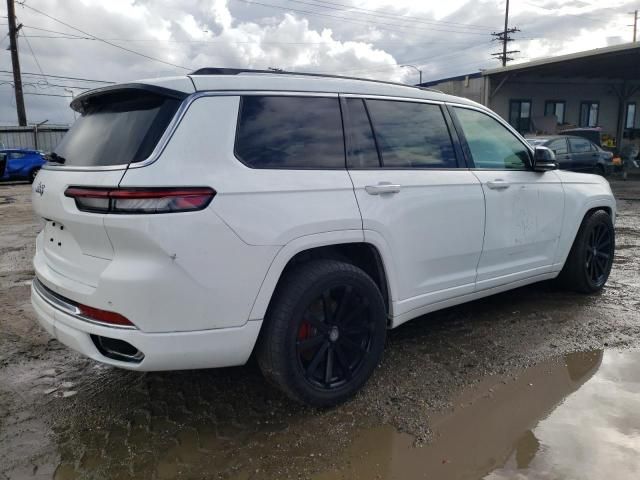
left=91, top=335, right=144, bottom=363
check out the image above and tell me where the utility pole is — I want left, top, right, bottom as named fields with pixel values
left=630, top=10, right=638, bottom=42
left=7, top=0, right=27, bottom=126
left=491, top=0, right=520, bottom=67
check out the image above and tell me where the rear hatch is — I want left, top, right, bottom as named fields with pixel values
left=32, top=84, right=188, bottom=289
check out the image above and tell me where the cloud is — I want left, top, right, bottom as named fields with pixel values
left=0, top=0, right=636, bottom=125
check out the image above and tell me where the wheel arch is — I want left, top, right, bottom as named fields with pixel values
left=249, top=231, right=396, bottom=323
left=554, top=199, right=615, bottom=270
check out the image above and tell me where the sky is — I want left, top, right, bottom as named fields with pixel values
left=0, top=0, right=636, bottom=125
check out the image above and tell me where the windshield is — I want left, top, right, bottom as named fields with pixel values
left=54, top=90, right=181, bottom=167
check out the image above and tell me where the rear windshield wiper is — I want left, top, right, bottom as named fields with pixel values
left=45, top=152, right=66, bottom=165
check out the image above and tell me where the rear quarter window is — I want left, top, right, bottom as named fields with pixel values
left=235, top=96, right=345, bottom=169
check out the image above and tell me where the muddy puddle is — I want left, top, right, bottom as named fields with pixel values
left=3, top=180, right=640, bottom=480
left=313, top=349, right=640, bottom=480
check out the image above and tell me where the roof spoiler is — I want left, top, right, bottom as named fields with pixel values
left=70, top=83, right=189, bottom=114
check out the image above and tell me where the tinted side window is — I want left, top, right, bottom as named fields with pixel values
left=548, top=138, right=568, bottom=155
left=569, top=137, right=591, bottom=153
left=344, top=98, right=380, bottom=168
left=454, top=107, right=530, bottom=170
left=365, top=100, right=457, bottom=169
left=235, top=96, right=345, bottom=169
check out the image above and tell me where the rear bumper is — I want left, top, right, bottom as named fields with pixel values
left=31, top=279, right=262, bottom=371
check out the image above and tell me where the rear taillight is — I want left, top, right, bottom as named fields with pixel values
left=64, top=187, right=216, bottom=214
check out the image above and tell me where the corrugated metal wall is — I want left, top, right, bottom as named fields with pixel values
left=0, top=126, right=68, bottom=151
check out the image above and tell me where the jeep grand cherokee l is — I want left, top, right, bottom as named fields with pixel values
left=31, top=69, right=616, bottom=406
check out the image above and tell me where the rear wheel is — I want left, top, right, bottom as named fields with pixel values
left=558, top=210, right=615, bottom=293
left=256, top=259, right=387, bottom=407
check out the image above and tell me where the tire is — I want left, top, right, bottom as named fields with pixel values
left=557, top=210, right=615, bottom=293
left=29, top=168, right=40, bottom=184
left=593, top=164, right=606, bottom=176
left=256, top=259, right=387, bottom=407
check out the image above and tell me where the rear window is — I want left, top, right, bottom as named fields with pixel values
left=235, top=96, right=345, bottom=169
left=54, top=90, right=181, bottom=167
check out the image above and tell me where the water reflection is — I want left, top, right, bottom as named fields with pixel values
left=488, top=350, right=640, bottom=480
left=317, top=350, right=640, bottom=480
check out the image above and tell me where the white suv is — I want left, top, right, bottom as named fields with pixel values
left=31, top=69, right=616, bottom=406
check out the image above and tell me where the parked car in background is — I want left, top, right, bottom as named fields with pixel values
left=558, top=127, right=603, bottom=147
left=0, top=148, right=46, bottom=183
left=0, top=152, right=6, bottom=179
left=527, top=135, right=614, bottom=175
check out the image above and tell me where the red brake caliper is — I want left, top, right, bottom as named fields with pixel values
left=298, top=321, right=312, bottom=340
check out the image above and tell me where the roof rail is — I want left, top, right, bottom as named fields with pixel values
left=189, top=67, right=441, bottom=93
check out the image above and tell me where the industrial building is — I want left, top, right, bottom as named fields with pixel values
left=420, top=42, right=640, bottom=153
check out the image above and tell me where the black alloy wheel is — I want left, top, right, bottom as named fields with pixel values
left=296, top=285, right=373, bottom=390
left=585, top=222, right=613, bottom=287
left=558, top=210, right=615, bottom=293
left=257, top=259, right=387, bottom=407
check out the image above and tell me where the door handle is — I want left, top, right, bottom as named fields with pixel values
left=365, top=182, right=401, bottom=195
left=486, top=179, right=510, bottom=190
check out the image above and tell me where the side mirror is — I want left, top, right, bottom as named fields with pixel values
left=532, top=146, right=558, bottom=172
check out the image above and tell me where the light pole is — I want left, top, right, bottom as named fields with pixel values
left=64, top=88, right=76, bottom=120
left=401, top=64, right=423, bottom=85
left=33, top=119, right=48, bottom=151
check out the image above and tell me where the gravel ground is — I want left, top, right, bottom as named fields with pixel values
left=0, top=178, right=639, bottom=479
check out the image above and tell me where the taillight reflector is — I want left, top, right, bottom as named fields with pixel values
left=64, top=187, right=216, bottom=214
left=78, top=303, right=134, bottom=327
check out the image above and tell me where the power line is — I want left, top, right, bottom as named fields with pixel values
left=0, top=76, right=93, bottom=90
left=0, top=86, right=72, bottom=98
left=519, top=1, right=613, bottom=22
left=18, top=3, right=191, bottom=71
left=284, top=0, right=495, bottom=31
left=19, top=28, right=49, bottom=86
left=234, top=0, right=490, bottom=37
left=306, top=0, right=498, bottom=30
left=13, top=24, right=90, bottom=38
left=0, top=69, right=114, bottom=83
left=333, top=41, right=492, bottom=75
left=17, top=30, right=479, bottom=46
left=21, top=34, right=93, bottom=39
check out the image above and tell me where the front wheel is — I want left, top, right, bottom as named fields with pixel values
left=256, top=259, right=387, bottom=407
left=593, top=164, right=606, bottom=176
left=558, top=210, right=615, bottom=293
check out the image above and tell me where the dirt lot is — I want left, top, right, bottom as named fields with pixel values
left=0, top=179, right=639, bottom=479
